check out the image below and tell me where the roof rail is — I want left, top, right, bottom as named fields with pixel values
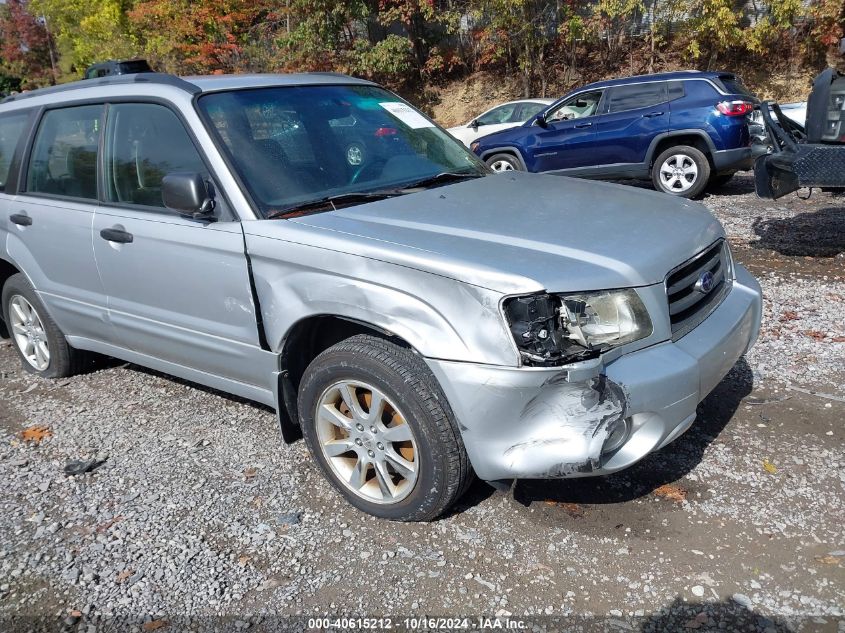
left=1, top=73, right=200, bottom=104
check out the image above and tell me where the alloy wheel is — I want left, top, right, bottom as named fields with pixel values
left=659, top=154, right=699, bottom=192
left=8, top=295, right=50, bottom=371
left=315, top=380, right=419, bottom=504
left=489, top=159, right=515, bottom=172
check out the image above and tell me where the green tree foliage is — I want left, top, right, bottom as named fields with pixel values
left=683, top=0, right=743, bottom=63
left=31, top=0, right=136, bottom=75
left=129, top=0, right=273, bottom=74
left=0, top=0, right=841, bottom=96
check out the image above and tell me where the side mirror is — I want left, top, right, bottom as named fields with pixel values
left=575, top=99, right=588, bottom=108
left=535, top=112, right=549, bottom=128
left=162, top=172, right=216, bottom=220
left=470, top=119, right=479, bottom=129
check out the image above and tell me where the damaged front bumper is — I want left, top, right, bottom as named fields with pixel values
left=425, top=264, right=762, bottom=481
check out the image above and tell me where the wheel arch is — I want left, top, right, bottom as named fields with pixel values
left=0, top=256, right=23, bottom=339
left=479, top=146, right=528, bottom=170
left=647, top=131, right=716, bottom=170
left=275, top=314, right=417, bottom=443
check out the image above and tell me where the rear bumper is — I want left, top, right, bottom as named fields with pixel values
left=426, top=264, right=762, bottom=481
left=713, top=147, right=754, bottom=172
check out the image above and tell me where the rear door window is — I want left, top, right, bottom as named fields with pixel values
left=606, top=83, right=667, bottom=113
left=26, top=105, right=103, bottom=200
left=0, top=112, right=29, bottom=191
left=104, top=103, right=208, bottom=209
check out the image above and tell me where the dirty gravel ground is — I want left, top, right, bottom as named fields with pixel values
left=0, top=173, right=843, bottom=632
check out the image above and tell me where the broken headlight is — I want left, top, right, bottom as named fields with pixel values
left=504, top=290, right=652, bottom=366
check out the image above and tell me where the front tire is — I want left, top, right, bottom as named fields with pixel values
left=298, top=335, right=472, bottom=521
left=2, top=273, right=83, bottom=378
left=651, top=145, right=710, bottom=198
left=485, top=153, right=522, bottom=173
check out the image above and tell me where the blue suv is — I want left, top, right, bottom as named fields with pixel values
left=471, top=71, right=759, bottom=198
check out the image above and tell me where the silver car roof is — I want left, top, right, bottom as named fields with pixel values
left=0, top=72, right=377, bottom=107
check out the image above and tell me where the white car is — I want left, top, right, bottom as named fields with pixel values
left=779, top=102, right=806, bottom=127
left=447, top=99, right=553, bottom=146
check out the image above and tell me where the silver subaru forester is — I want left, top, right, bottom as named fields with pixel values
left=0, top=73, right=762, bottom=520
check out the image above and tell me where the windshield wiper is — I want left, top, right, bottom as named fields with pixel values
left=267, top=172, right=483, bottom=219
left=267, top=190, right=403, bottom=219
left=400, top=171, right=484, bottom=190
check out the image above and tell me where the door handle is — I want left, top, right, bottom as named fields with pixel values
left=9, top=213, right=32, bottom=227
left=574, top=122, right=593, bottom=128
left=642, top=112, right=665, bottom=118
left=100, top=227, right=134, bottom=244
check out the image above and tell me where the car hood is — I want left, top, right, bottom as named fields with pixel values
left=274, top=172, right=724, bottom=294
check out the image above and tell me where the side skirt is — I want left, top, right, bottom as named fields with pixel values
left=66, top=335, right=278, bottom=408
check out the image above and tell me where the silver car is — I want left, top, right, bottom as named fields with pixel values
left=0, top=73, right=762, bottom=521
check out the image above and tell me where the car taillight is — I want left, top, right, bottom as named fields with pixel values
left=716, top=101, right=754, bottom=116
left=374, top=127, right=397, bottom=137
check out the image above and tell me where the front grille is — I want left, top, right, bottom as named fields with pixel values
left=666, top=240, right=731, bottom=340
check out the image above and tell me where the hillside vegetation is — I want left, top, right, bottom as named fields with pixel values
left=1, top=0, right=842, bottom=112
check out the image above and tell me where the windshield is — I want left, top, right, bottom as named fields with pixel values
left=197, top=85, right=488, bottom=217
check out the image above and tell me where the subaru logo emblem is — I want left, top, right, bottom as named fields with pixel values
left=694, top=271, right=715, bottom=294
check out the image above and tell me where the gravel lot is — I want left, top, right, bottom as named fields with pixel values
left=1, top=173, right=843, bottom=632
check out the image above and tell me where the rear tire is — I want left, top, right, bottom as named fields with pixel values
left=1, top=273, right=83, bottom=378
left=651, top=145, right=710, bottom=198
left=485, top=153, right=522, bottom=173
left=298, top=334, right=472, bottom=521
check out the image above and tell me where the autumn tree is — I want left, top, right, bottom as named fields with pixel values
left=683, top=0, right=743, bottom=67
left=469, top=0, right=558, bottom=96
left=31, top=0, right=137, bottom=75
left=0, top=0, right=56, bottom=90
left=128, top=0, right=273, bottom=74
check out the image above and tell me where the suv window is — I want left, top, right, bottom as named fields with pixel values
left=476, top=104, right=519, bottom=126
left=27, top=105, right=102, bottom=200
left=547, top=90, right=603, bottom=122
left=667, top=81, right=685, bottom=100
left=715, top=74, right=754, bottom=97
left=0, top=112, right=28, bottom=191
left=606, top=83, right=667, bottom=113
left=104, top=103, right=207, bottom=208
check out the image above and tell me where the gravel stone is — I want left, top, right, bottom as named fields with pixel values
left=0, top=175, right=842, bottom=622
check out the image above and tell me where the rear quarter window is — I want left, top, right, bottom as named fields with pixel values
left=716, top=75, right=755, bottom=98
left=0, top=112, right=29, bottom=191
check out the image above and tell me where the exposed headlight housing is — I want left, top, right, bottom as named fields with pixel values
left=504, top=290, right=653, bottom=366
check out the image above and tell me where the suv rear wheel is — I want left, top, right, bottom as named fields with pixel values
left=2, top=273, right=83, bottom=378
left=652, top=145, right=710, bottom=198
left=485, top=153, right=522, bottom=172
left=298, top=335, right=473, bottom=521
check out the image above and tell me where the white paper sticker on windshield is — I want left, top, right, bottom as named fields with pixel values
left=378, top=102, right=434, bottom=129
